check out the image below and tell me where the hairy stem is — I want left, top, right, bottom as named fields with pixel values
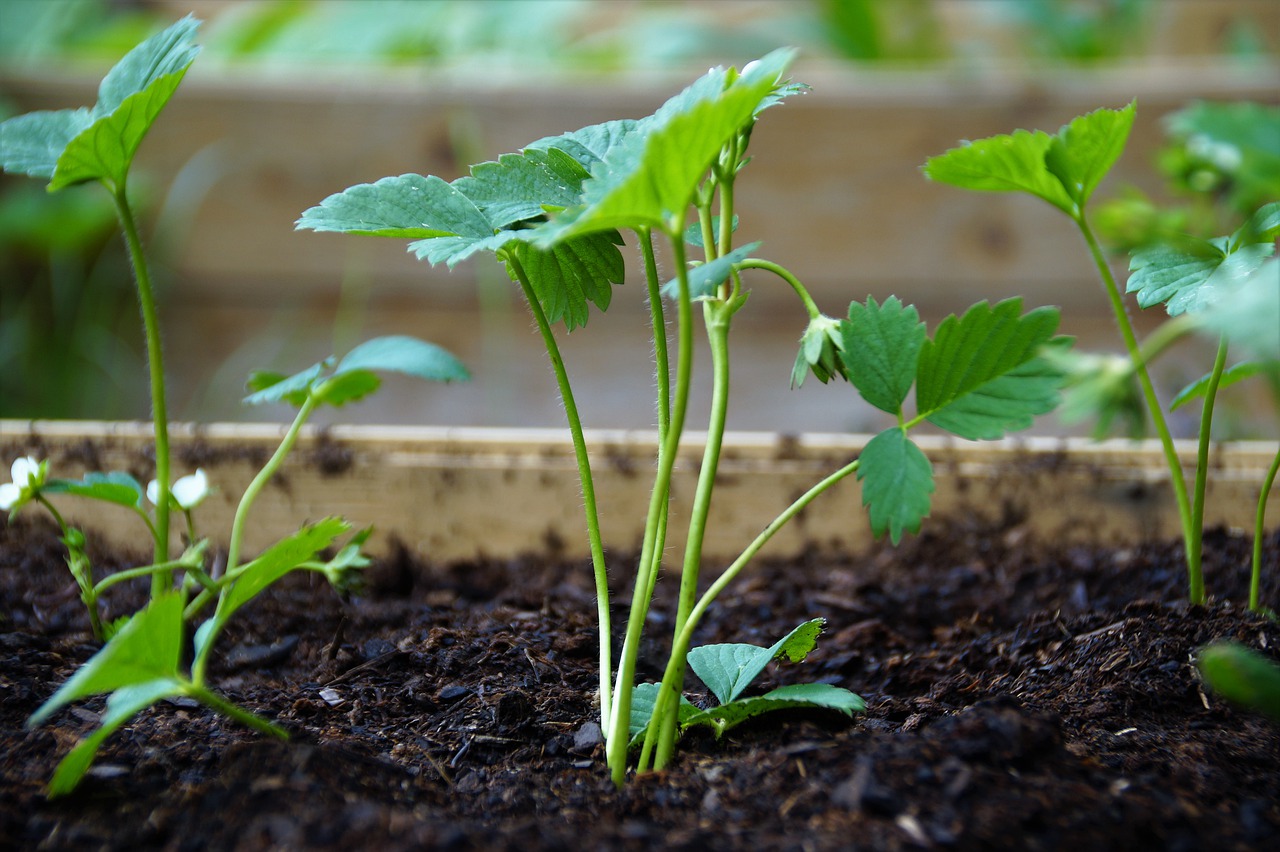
left=110, top=181, right=171, bottom=592
left=1253, top=446, right=1280, bottom=612
left=735, top=258, right=821, bottom=320
left=1076, top=215, right=1197, bottom=601
left=506, top=255, right=613, bottom=732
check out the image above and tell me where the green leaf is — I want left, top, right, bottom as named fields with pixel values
left=45, top=471, right=145, bottom=510
left=313, top=370, right=381, bottom=407
left=222, top=517, right=350, bottom=620
left=687, top=618, right=827, bottom=705
left=334, top=334, right=470, bottom=384
left=47, top=678, right=185, bottom=797
left=505, top=232, right=626, bottom=331
left=1231, top=201, right=1280, bottom=250
left=0, top=16, right=200, bottom=187
left=1200, top=258, right=1280, bottom=361
left=27, top=593, right=184, bottom=728
left=1044, top=102, right=1136, bottom=208
left=915, top=299, right=1064, bottom=440
left=243, top=360, right=327, bottom=406
left=525, top=119, right=641, bottom=170
left=684, top=215, right=738, bottom=249
left=1171, top=360, right=1274, bottom=411
left=628, top=682, right=699, bottom=745
left=922, top=129, right=1074, bottom=215
left=538, top=49, right=796, bottom=240
left=857, top=428, right=933, bottom=545
left=1128, top=238, right=1275, bottom=317
left=840, top=296, right=925, bottom=415
left=660, top=241, right=760, bottom=301
left=298, top=173, right=492, bottom=239
left=452, top=147, right=590, bottom=229
left=682, top=682, right=865, bottom=738
left=1198, top=642, right=1280, bottom=722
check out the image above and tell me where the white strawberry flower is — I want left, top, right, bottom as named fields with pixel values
left=0, top=456, right=47, bottom=514
left=147, top=469, right=210, bottom=510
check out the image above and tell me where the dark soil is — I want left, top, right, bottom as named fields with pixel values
left=2, top=512, right=1279, bottom=851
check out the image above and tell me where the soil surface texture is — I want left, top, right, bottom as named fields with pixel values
left=2, top=513, right=1279, bottom=851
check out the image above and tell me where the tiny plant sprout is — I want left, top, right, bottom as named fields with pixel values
left=1, top=18, right=472, bottom=797
left=301, top=50, right=1068, bottom=786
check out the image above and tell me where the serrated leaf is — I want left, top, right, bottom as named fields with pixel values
left=840, top=296, right=925, bottom=415
left=45, top=471, right=145, bottom=509
left=506, top=231, right=625, bottom=331
left=857, top=428, right=933, bottom=545
left=915, top=299, right=1064, bottom=440
left=452, top=147, right=590, bottom=229
left=27, top=593, right=184, bottom=728
left=1171, top=360, right=1274, bottom=411
left=333, top=334, right=470, bottom=384
left=298, top=173, right=492, bottom=239
left=538, top=49, right=796, bottom=241
left=682, top=682, right=864, bottom=738
left=922, top=129, right=1074, bottom=215
left=525, top=119, right=641, bottom=170
left=47, top=678, right=186, bottom=797
left=688, top=618, right=827, bottom=705
left=1044, top=102, right=1136, bottom=208
left=1128, top=238, right=1275, bottom=317
left=1200, top=258, right=1280, bottom=361
left=222, top=517, right=350, bottom=619
left=660, top=241, right=760, bottom=301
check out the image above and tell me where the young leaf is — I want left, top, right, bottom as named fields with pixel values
left=1171, top=360, right=1274, bottom=411
left=0, top=16, right=201, bottom=189
left=1043, top=102, right=1136, bottom=208
left=27, top=593, right=184, bottom=728
left=840, top=296, right=926, bottom=415
left=525, top=119, right=641, bottom=170
left=333, top=335, right=470, bottom=384
left=451, top=147, right=591, bottom=229
left=915, top=299, right=1064, bottom=440
left=47, top=678, right=186, bottom=797
left=684, top=215, right=738, bottom=249
left=1127, top=237, right=1275, bottom=317
left=857, top=428, right=933, bottom=545
left=243, top=360, right=327, bottom=406
left=660, top=241, right=761, bottom=301
left=681, top=682, right=865, bottom=738
left=922, top=129, right=1074, bottom=215
left=504, top=232, right=626, bottom=331
left=220, top=517, right=351, bottom=621
left=313, top=370, right=382, bottom=407
left=687, top=618, right=827, bottom=705
left=298, top=173, right=492, bottom=239
left=627, top=682, right=699, bottom=745
left=45, top=472, right=146, bottom=510
left=538, top=49, right=796, bottom=241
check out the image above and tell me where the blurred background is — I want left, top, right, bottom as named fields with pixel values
left=1, top=0, right=1277, bottom=437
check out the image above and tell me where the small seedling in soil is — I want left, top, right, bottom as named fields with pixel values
left=924, top=104, right=1279, bottom=610
left=300, top=50, right=1068, bottom=785
left=0, top=18, right=469, bottom=796
left=1198, top=640, right=1280, bottom=722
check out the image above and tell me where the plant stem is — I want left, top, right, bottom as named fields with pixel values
left=645, top=457, right=863, bottom=770
left=192, top=395, right=317, bottom=685
left=93, top=554, right=204, bottom=596
left=505, top=255, right=614, bottom=732
left=735, top=258, right=821, bottom=320
left=188, top=684, right=288, bottom=740
left=1076, top=215, right=1198, bottom=602
left=110, top=181, right=171, bottom=593
left=607, top=233, right=695, bottom=786
left=1189, top=336, right=1229, bottom=604
left=1253, top=446, right=1280, bottom=612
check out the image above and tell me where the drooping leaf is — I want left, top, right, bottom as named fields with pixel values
left=27, top=593, right=184, bottom=728
left=333, top=335, right=470, bottom=384
left=681, top=682, right=864, bottom=738
left=1044, top=101, right=1136, bottom=208
left=1128, top=236, right=1275, bottom=317
left=506, top=232, right=626, bottom=330
left=840, top=296, right=926, bottom=415
left=313, top=370, right=382, bottom=407
left=1171, top=360, right=1274, bottom=411
left=47, top=678, right=185, bottom=797
left=538, top=49, right=797, bottom=241
left=660, top=241, right=760, bottom=301
left=915, top=299, right=1064, bottom=440
left=0, top=16, right=200, bottom=189
left=856, top=428, right=933, bottom=545
left=45, top=471, right=146, bottom=510
left=688, top=619, right=827, bottom=706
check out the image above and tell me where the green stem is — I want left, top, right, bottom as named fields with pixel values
left=505, top=254, right=613, bottom=733
left=188, top=684, right=288, bottom=740
left=607, top=232, right=695, bottom=787
left=1189, top=336, right=1229, bottom=604
left=648, top=304, right=733, bottom=769
left=1076, top=215, right=1198, bottom=601
left=93, top=555, right=202, bottom=597
left=192, top=395, right=318, bottom=685
left=735, top=258, right=821, bottom=320
left=109, top=181, right=170, bottom=591
left=645, top=457, right=863, bottom=770
left=1252, top=446, right=1280, bottom=612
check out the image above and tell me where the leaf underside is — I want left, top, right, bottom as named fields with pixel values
left=687, top=618, right=827, bottom=706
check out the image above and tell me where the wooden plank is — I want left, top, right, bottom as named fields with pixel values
left=2, top=421, right=1275, bottom=564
